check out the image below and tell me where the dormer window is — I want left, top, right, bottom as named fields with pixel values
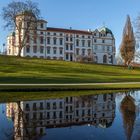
left=40, top=23, right=44, bottom=28
left=94, top=33, right=96, bottom=36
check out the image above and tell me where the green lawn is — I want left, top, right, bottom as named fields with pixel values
left=1, top=55, right=140, bottom=84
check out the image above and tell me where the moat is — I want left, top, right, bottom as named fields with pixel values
left=0, top=90, right=140, bottom=140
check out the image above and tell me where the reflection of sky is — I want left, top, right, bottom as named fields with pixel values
left=0, top=104, right=13, bottom=140
left=1, top=91, right=140, bottom=140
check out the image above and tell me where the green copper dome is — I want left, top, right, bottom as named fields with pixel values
left=98, top=27, right=113, bottom=35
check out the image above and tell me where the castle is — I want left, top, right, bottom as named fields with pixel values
left=7, top=12, right=116, bottom=64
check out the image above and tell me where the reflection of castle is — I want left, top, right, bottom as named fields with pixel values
left=6, top=93, right=116, bottom=140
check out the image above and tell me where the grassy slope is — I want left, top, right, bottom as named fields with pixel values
left=1, top=55, right=140, bottom=84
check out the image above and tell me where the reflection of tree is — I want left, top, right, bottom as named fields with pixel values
left=14, top=102, right=39, bottom=140
left=120, top=94, right=136, bottom=140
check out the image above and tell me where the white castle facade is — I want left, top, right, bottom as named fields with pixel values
left=7, top=13, right=116, bottom=64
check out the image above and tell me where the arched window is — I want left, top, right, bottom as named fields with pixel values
left=110, top=55, right=113, bottom=64
left=103, top=55, right=107, bottom=64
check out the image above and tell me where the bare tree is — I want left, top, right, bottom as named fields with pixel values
left=76, top=54, right=94, bottom=63
left=120, top=15, right=136, bottom=66
left=2, top=0, right=40, bottom=56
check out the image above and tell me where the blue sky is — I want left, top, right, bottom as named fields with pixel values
left=0, top=0, right=140, bottom=53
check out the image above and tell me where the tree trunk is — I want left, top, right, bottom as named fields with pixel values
left=17, top=30, right=22, bottom=57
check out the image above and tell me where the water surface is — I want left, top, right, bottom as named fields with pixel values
left=0, top=90, right=140, bottom=140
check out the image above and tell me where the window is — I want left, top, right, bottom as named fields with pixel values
left=70, top=44, right=73, bottom=50
left=53, top=33, right=56, bottom=36
left=103, top=55, right=107, bottom=64
left=82, top=40, right=85, bottom=47
left=60, top=33, right=63, bottom=36
left=47, top=32, right=50, bottom=35
left=47, top=112, right=50, bottom=119
left=107, top=46, right=110, bottom=51
left=47, top=37, right=50, bottom=44
left=76, top=39, right=79, bottom=46
left=40, top=23, right=44, bottom=28
left=76, top=110, right=79, bottom=116
left=76, top=35, right=79, bottom=38
left=66, top=53, right=69, bottom=60
left=33, top=46, right=37, bottom=53
left=76, top=49, right=79, bottom=55
left=26, top=46, right=30, bottom=53
left=82, top=35, right=85, bottom=38
left=47, top=48, right=50, bottom=54
left=53, top=38, right=57, bottom=45
left=82, top=49, right=85, bottom=55
left=40, top=37, right=44, bottom=44
left=40, top=112, right=43, bottom=119
left=70, top=36, right=73, bottom=42
left=102, top=39, right=105, bottom=43
left=66, top=44, right=69, bottom=50
left=25, top=104, right=30, bottom=111
left=40, top=32, right=44, bottom=35
left=53, top=102, right=57, bottom=109
left=94, top=39, right=97, bottom=43
left=66, top=35, right=69, bottom=41
left=110, top=55, right=113, bottom=64
left=60, top=38, right=63, bottom=45
left=60, top=49, right=63, bottom=55
left=88, top=40, right=91, bottom=47
left=53, top=48, right=57, bottom=54
left=47, top=103, right=50, bottom=109
left=33, top=103, right=37, bottom=110
left=59, top=102, right=63, bottom=108
left=53, top=112, right=56, bottom=119
left=88, top=109, right=90, bottom=115
left=70, top=54, right=73, bottom=61
left=82, top=110, right=85, bottom=116
left=59, top=111, right=63, bottom=118
left=40, top=46, right=44, bottom=53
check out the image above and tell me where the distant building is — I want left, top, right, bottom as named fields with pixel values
left=6, top=94, right=116, bottom=140
left=7, top=13, right=116, bottom=64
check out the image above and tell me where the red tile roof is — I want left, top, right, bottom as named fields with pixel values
left=47, top=27, right=92, bottom=35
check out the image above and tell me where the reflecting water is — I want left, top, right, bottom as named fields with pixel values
left=0, top=91, right=140, bottom=140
